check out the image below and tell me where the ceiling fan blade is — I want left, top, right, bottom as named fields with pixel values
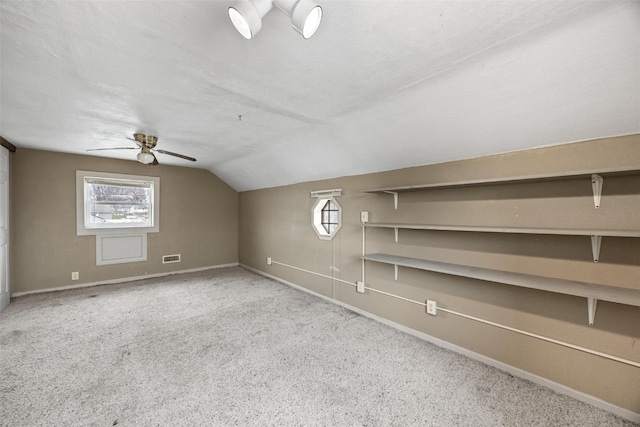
left=127, top=137, right=145, bottom=148
left=87, top=147, right=137, bottom=151
left=155, top=149, right=196, bottom=162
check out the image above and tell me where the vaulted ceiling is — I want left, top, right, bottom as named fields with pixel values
left=1, top=1, right=638, bottom=191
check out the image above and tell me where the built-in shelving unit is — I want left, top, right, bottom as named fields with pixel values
left=363, top=223, right=640, bottom=262
left=364, top=166, right=640, bottom=209
left=361, top=167, right=640, bottom=325
left=362, top=253, right=640, bottom=325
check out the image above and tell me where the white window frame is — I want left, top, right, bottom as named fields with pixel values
left=311, top=194, right=342, bottom=241
left=76, top=170, right=160, bottom=236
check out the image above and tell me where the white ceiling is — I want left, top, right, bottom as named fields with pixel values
left=1, top=1, right=638, bottom=191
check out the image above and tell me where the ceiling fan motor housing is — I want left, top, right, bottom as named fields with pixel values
left=133, top=133, right=157, bottom=149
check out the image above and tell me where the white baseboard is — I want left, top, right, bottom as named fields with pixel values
left=11, top=263, right=239, bottom=297
left=240, top=263, right=640, bottom=424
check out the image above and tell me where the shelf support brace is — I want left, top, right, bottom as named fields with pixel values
left=394, top=227, right=399, bottom=243
left=384, top=191, right=399, bottom=210
left=591, top=174, right=603, bottom=209
left=591, top=235, right=602, bottom=263
left=394, top=264, right=398, bottom=281
left=587, top=297, right=598, bottom=326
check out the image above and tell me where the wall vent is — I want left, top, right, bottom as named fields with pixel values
left=162, top=254, right=181, bottom=264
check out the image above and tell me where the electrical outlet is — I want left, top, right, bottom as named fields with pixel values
left=266, top=257, right=272, bottom=265
left=426, top=299, right=437, bottom=315
left=356, top=281, right=365, bottom=293
left=360, top=211, right=369, bottom=223
left=71, top=272, right=79, bottom=281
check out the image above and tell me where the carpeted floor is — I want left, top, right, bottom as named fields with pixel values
left=0, top=267, right=636, bottom=426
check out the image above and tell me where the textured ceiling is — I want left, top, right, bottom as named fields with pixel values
left=1, top=1, right=639, bottom=191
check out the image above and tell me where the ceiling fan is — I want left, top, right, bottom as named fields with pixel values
left=87, top=133, right=196, bottom=165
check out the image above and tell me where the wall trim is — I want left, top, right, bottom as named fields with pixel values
left=0, top=136, right=17, bottom=152
left=11, top=263, right=239, bottom=297
left=240, top=263, right=640, bottom=424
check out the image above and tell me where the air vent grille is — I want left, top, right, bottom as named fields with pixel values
left=162, top=254, right=181, bottom=264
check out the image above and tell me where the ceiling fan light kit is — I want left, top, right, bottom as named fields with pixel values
left=228, top=0, right=322, bottom=40
left=136, top=147, right=156, bottom=165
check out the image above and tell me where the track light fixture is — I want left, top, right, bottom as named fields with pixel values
left=228, top=0, right=322, bottom=40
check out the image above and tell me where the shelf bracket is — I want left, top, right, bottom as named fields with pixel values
left=591, top=174, right=603, bottom=209
left=394, top=264, right=398, bottom=281
left=394, top=227, right=399, bottom=243
left=587, top=297, right=598, bottom=326
left=591, top=235, right=602, bottom=263
left=383, top=191, right=399, bottom=210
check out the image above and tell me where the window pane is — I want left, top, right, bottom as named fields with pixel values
left=320, top=200, right=334, bottom=234
left=85, top=178, right=153, bottom=228
left=312, top=197, right=341, bottom=240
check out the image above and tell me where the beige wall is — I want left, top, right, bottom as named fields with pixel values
left=239, top=134, right=640, bottom=413
left=11, top=149, right=238, bottom=294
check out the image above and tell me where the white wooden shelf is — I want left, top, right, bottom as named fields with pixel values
left=364, top=166, right=639, bottom=193
left=362, top=253, right=640, bottom=325
left=361, top=166, right=639, bottom=325
left=364, top=222, right=640, bottom=237
left=364, top=166, right=640, bottom=209
left=364, top=223, right=640, bottom=262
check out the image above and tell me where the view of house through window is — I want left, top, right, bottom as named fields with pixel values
left=76, top=170, right=160, bottom=235
left=85, top=177, right=153, bottom=228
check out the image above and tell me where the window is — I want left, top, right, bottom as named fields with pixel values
left=312, top=196, right=342, bottom=240
left=320, top=200, right=340, bottom=234
left=76, top=171, right=160, bottom=236
left=85, top=177, right=152, bottom=228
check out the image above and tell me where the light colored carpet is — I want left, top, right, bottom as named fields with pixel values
left=0, top=267, right=636, bottom=426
